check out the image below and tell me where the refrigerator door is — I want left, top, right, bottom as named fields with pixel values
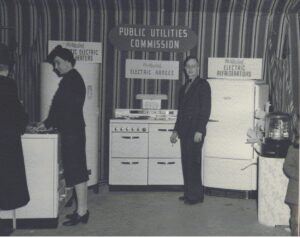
left=205, top=79, right=255, bottom=160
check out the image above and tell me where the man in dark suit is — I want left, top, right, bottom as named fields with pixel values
left=170, top=56, right=211, bottom=205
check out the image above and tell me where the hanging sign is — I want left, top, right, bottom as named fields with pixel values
left=48, top=40, right=102, bottom=63
left=208, top=58, right=262, bottom=80
left=125, top=59, right=179, bottom=80
left=109, top=24, right=197, bottom=52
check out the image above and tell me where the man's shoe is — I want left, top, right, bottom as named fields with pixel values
left=184, top=198, right=203, bottom=205
left=63, top=210, right=89, bottom=226
left=178, top=196, right=186, bottom=201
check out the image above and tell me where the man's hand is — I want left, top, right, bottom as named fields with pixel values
left=170, top=131, right=178, bottom=144
left=194, top=132, right=203, bottom=143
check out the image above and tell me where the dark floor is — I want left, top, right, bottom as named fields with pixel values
left=12, top=185, right=290, bottom=236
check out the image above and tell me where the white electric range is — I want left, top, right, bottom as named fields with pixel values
left=109, top=109, right=183, bottom=187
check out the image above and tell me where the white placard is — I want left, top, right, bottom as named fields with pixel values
left=48, top=40, right=102, bottom=63
left=208, top=58, right=262, bottom=80
left=125, top=59, right=179, bottom=80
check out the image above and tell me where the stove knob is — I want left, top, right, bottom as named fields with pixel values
left=142, top=128, right=147, bottom=132
left=137, top=128, right=140, bottom=132
left=131, top=128, right=134, bottom=132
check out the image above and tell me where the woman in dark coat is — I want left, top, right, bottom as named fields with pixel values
left=0, top=43, right=29, bottom=211
left=37, top=45, right=89, bottom=226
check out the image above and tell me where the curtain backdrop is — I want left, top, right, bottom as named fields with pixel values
left=1, top=0, right=299, bottom=182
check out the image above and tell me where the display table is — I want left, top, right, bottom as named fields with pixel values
left=258, top=155, right=290, bottom=226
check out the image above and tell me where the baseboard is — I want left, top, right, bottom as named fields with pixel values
left=109, top=185, right=184, bottom=191
left=1, top=217, right=59, bottom=229
left=204, top=187, right=257, bottom=199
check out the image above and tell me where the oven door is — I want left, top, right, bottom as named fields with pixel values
left=149, top=124, right=180, bottom=158
left=111, top=132, right=148, bottom=158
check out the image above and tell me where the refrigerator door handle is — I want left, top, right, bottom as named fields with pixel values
left=208, top=119, right=219, bottom=122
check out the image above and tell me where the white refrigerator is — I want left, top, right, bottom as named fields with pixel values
left=202, top=79, right=268, bottom=191
left=40, top=62, right=100, bottom=187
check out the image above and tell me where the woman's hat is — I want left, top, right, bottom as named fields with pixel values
left=47, top=45, right=75, bottom=65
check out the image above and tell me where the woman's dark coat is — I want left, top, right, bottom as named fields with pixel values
left=44, top=68, right=89, bottom=187
left=0, top=76, right=30, bottom=210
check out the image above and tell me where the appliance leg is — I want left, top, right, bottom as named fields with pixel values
left=12, top=210, right=16, bottom=230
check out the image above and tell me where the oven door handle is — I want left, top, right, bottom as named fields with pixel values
left=121, top=161, right=139, bottom=165
left=158, top=129, right=167, bottom=132
left=121, top=162, right=130, bottom=165
left=121, top=136, right=140, bottom=139
left=157, top=162, right=166, bottom=165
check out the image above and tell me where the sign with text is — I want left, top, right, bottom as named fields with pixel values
left=109, top=25, right=197, bottom=52
left=48, top=40, right=102, bottom=63
left=125, top=59, right=179, bottom=80
left=208, top=58, right=262, bottom=80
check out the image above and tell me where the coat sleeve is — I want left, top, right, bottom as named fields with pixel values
left=195, top=80, right=211, bottom=134
left=9, top=81, right=28, bottom=134
left=44, top=91, right=59, bottom=128
left=44, top=73, right=86, bottom=130
left=283, top=146, right=299, bottom=181
left=174, top=86, right=184, bottom=134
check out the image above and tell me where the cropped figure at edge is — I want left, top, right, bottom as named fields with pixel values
left=0, top=43, right=29, bottom=235
left=283, top=115, right=299, bottom=236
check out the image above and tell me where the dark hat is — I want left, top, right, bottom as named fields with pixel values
left=46, top=45, right=76, bottom=66
left=0, top=43, right=11, bottom=65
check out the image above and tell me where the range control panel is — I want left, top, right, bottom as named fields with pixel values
left=110, top=123, right=148, bottom=133
left=114, top=109, right=177, bottom=121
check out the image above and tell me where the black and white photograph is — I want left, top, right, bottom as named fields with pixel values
left=0, top=0, right=299, bottom=236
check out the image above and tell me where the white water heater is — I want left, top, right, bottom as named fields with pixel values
left=40, top=62, right=99, bottom=187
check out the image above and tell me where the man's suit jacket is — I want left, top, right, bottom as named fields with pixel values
left=174, top=76, right=211, bottom=139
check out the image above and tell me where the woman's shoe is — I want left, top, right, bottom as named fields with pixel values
left=63, top=210, right=89, bottom=226
left=65, top=210, right=77, bottom=220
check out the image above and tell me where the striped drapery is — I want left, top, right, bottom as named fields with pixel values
left=0, top=0, right=299, bottom=182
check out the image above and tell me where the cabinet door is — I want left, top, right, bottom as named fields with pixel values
left=202, top=156, right=255, bottom=190
left=111, top=133, right=148, bottom=158
left=16, top=138, right=57, bottom=218
left=149, top=124, right=180, bottom=158
left=109, top=158, right=148, bottom=185
left=205, top=80, right=254, bottom=160
left=148, top=159, right=183, bottom=185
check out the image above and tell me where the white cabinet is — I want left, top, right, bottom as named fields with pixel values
left=111, top=133, right=148, bottom=158
left=109, top=120, right=183, bottom=186
left=148, top=124, right=183, bottom=185
left=0, top=134, right=70, bottom=227
left=149, top=124, right=181, bottom=158
left=109, top=159, right=148, bottom=185
left=148, top=159, right=183, bottom=185
left=258, top=156, right=290, bottom=226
